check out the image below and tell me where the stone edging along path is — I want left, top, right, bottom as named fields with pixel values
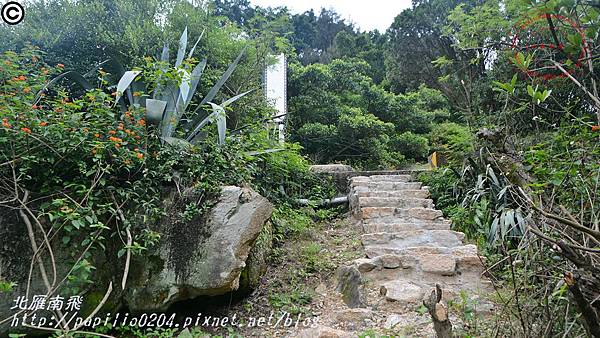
left=294, top=173, right=494, bottom=337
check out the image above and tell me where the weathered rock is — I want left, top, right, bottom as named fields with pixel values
left=380, top=280, right=424, bottom=304
left=125, top=186, right=273, bottom=311
left=353, top=258, right=378, bottom=273
left=336, top=266, right=366, bottom=308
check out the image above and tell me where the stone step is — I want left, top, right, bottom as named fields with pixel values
left=360, top=207, right=443, bottom=221
left=354, top=189, right=430, bottom=199
left=351, top=175, right=413, bottom=183
left=350, top=181, right=422, bottom=191
left=363, top=245, right=485, bottom=275
left=356, top=197, right=434, bottom=209
left=362, top=220, right=451, bottom=233
left=361, top=230, right=465, bottom=249
left=375, top=278, right=494, bottom=312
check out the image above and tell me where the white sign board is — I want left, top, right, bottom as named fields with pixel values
left=265, top=54, right=287, bottom=142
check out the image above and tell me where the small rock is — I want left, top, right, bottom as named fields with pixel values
left=336, top=266, right=366, bottom=308
left=384, top=314, right=404, bottom=329
left=333, top=308, right=373, bottom=324
left=380, top=280, right=424, bottom=303
left=354, top=258, right=378, bottom=272
left=378, top=254, right=403, bottom=269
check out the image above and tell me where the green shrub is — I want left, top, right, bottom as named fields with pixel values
left=392, top=131, right=430, bottom=161
left=429, top=122, right=474, bottom=166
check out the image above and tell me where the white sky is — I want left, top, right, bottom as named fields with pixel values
left=249, top=0, right=413, bottom=32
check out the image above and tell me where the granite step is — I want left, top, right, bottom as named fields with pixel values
left=359, top=207, right=443, bottom=221
left=361, top=230, right=465, bottom=249
left=362, top=220, right=451, bottom=233
left=355, top=197, right=434, bottom=209
left=351, top=175, right=413, bottom=183
left=350, top=181, right=422, bottom=191
left=354, top=189, right=430, bottom=199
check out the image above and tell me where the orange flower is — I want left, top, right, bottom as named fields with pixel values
left=39, top=121, right=48, bottom=127
left=117, top=123, right=124, bottom=130
left=57, top=63, right=65, bottom=69
left=111, top=92, right=117, bottom=96
left=108, top=130, right=116, bottom=135
left=18, top=75, right=26, bottom=81
left=54, top=107, right=63, bottom=113
left=115, top=144, right=121, bottom=149
left=31, top=104, right=39, bottom=109
left=137, top=119, right=146, bottom=126
left=94, top=133, right=100, bottom=138
left=592, top=125, right=600, bottom=132
left=133, top=92, right=141, bottom=97
left=136, top=153, right=144, bottom=159
left=2, top=119, right=11, bottom=128
left=23, top=87, right=31, bottom=94
left=135, top=135, right=141, bottom=140
left=20, top=127, right=32, bottom=134
left=124, top=159, right=132, bottom=165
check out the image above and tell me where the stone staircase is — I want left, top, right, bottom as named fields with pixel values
left=294, top=173, right=493, bottom=337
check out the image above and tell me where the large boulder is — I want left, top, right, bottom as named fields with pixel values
left=124, top=185, right=273, bottom=311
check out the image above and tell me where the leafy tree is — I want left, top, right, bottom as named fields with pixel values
left=385, top=0, right=473, bottom=93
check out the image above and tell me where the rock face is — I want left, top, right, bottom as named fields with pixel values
left=125, top=186, right=273, bottom=311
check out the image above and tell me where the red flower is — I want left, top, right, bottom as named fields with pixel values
left=20, top=127, right=32, bottom=134
left=39, top=121, right=48, bottom=127
left=592, top=125, right=600, bottom=132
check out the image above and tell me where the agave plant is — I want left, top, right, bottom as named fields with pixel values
left=36, top=28, right=251, bottom=146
